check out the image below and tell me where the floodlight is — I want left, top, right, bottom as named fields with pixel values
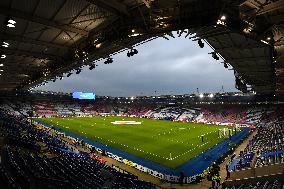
left=2, top=42, right=9, bottom=48
left=1, top=55, right=6, bottom=59
left=6, top=19, right=16, bottom=28
left=216, top=15, right=226, bottom=25
left=95, top=43, right=102, bottom=48
left=126, top=49, right=138, bottom=57
left=261, top=40, right=269, bottom=45
left=224, top=62, right=228, bottom=68
left=104, top=58, right=113, bottom=64
left=212, top=52, right=219, bottom=60
left=209, top=93, right=214, bottom=98
left=8, top=19, right=16, bottom=24
left=199, top=93, right=204, bottom=98
left=108, top=58, right=112, bottom=63
left=198, top=39, right=204, bottom=48
left=89, top=64, right=97, bottom=70
left=243, top=27, right=252, bottom=33
left=7, top=23, right=15, bottom=28
left=76, top=69, right=81, bottom=74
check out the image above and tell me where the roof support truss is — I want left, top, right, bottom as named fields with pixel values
left=1, top=48, right=59, bottom=60
left=257, top=0, right=284, bottom=15
left=0, top=33, right=67, bottom=49
left=0, top=7, right=88, bottom=35
left=85, top=0, right=129, bottom=16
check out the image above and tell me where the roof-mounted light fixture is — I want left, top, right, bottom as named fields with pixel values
left=217, top=15, right=226, bottom=26
left=198, top=39, right=204, bottom=48
left=2, top=42, right=9, bottom=48
left=104, top=57, right=113, bottom=64
left=6, top=18, right=16, bottom=28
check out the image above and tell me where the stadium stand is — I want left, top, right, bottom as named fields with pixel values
left=228, top=122, right=284, bottom=171
left=1, top=94, right=284, bottom=188
left=222, top=173, right=284, bottom=189
left=0, top=109, right=161, bottom=189
left=0, top=0, right=283, bottom=187
left=198, top=107, right=247, bottom=124
left=225, top=106, right=284, bottom=173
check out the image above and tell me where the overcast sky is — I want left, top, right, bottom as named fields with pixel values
left=36, top=35, right=237, bottom=97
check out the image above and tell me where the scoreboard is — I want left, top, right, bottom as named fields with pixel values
left=72, top=92, right=95, bottom=100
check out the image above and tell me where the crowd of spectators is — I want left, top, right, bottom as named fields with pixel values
left=199, top=107, right=247, bottom=124
left=246, top=124, right=284, bottom=167
left=1, top=98, right=284, bottom=189
left=228, top=121, right=284, bottom=172
left=4, top=98, right=284, bottom=126
left=0, top=109, right=160, bottom=189
left=222, top=175, right=283, bottom=189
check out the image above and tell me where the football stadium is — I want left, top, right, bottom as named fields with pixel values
left=0, top=0, right=284, bottom=189
left=37, top=116, right=242, bottom=168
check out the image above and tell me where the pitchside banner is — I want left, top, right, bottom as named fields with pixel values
left=72, top=92, right=96, bottom=100
left=97, top=147, right=199, bottom=183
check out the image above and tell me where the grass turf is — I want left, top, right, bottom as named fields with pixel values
left=37, top=116, right=238, bottom=168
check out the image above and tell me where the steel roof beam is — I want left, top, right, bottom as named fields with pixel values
left=0, top=33, right=67, bottom=49
left=257, top=0, right=284, bottom=15
left=0, top=7, right=88, bottom=36
left=226, top=56, right=272, bottom=61
left=142, top=0, right=151, bottom=8
left=85, top=0, right=129, bottom=16
left=216, top=46, right=267, bottom=53
left=0, top=48, right=59, bottom=60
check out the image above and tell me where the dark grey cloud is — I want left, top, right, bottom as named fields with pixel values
left=37, top=36, right=237, bottom=96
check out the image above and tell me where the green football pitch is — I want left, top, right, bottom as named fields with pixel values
left=37, top=116, right=237, bottom=168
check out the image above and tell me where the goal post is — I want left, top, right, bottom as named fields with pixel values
left=218, top=128, right=233, bottom=138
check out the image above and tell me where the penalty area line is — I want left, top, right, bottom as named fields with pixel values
left=171, top=142, right=209, bottom=160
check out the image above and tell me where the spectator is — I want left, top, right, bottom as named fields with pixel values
left=216, top=174, right=221, bottom=188
left=226, top=164, right=230, bottom=179
left=179, top=171, right=185, bottom=185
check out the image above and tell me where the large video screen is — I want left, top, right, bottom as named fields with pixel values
left=72, top=92, right=96, bottom=100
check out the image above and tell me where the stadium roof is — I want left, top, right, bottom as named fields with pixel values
left=0, top=0, right=283, bottom=98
